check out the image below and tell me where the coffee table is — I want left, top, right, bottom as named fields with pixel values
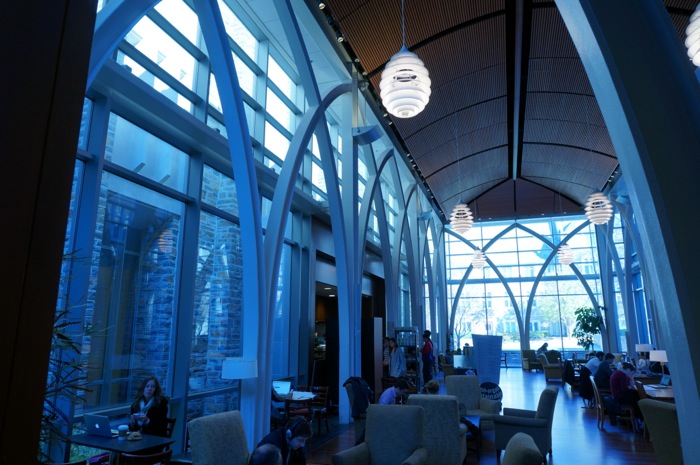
left=461, top=415, right=481, bottom=458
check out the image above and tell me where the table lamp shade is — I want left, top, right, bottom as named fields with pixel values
left=635, top=344, right=653, bottom=352
left=222, top=358, right=258, bottom=379
left=649, top=350, right=668, bottom=363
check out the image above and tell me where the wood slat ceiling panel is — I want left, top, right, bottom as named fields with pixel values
left=409, top=98, right=508, bottom=175
left=526, top=58, right=592, bottom=95
left=326, top=0, right=504, bottom=76
left=524, top=119, right=615, bottom=156
left=432, top=148, right=509, bottom=206
left=529, top=4, right=578, bottom=59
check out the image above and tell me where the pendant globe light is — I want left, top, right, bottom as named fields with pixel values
left=557, top=243, right=574, bottom=266
left=584, top=192, right=613, bottom=225
left=685, top=3, right=700, bottom=66
left=471, top=249, right=487, bottom=270
left=450, top=202, right=473, bottom=234
left=379, top=0, right=431, bottom=118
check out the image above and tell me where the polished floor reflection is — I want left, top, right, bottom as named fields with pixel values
left=307, top=367, right=659, bottom=465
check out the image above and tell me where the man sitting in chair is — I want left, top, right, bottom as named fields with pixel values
left=378, top=379, right=410, bottom=405
left=258, top=416, right=312, bottom=465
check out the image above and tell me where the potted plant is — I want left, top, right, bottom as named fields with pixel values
left=39, top=253, right=90, bottom=464
left=571, top=306, right=605, bottom=351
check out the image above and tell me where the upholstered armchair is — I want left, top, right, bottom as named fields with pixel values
left=638, top=399, right=682, bottom=465
left=445, top=375, right=502, bottom=431
left=407, top=394, right=466, bottom=465
left=493, top=386, right=559, bottom=462
left=537, top=354, right=562, bottom=382
left=332, top=404, right=427, bottom=465
left=501, top=433, right=544, bottom=465
left=521, top=350, right=542, bottom=371
left=188, top=411, right=249, bottom=465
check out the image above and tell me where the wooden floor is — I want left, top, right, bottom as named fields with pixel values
left=307, top=368, right=660, bottom=465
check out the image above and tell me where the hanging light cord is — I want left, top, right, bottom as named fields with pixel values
left=401, top=0, right=406, bottom=46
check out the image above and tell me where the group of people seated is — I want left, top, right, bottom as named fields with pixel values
left=584, top=351, right=664, bottom=430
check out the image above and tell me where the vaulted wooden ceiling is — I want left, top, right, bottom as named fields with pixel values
left=313, top=0, right=697, bottom=221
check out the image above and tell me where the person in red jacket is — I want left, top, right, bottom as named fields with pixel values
left=610, top=362, right=643, bottom=429
left=421, top=330, right=434, bottom=383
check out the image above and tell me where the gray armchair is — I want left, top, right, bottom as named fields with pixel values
left=407, top=394, right=466, bottom=465
left=501, top=433, right=544, bottom=465
left=537, top=354, right=562, bottom=382
left=188, top=411, right=249, bottom=465
left=332, top=404, right=428, bottom=465
left=493, top=386, right=559, bottom=463
left=638, top=399, right=682, bottom=465
left=445, top=375, right=502, bottom=431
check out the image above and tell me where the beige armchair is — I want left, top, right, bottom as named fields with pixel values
left=407, top=394, right=466, bottom=465
left=537, top=354, right=562, bottom=382
left=501, top=433, right=544, bottom=465
left=188, top=410, right=249, bottom=465
left=493, top=386, right=558, bottom=463
left=521, top=350, right=542, bottom=371
left=445, top=375, right=502, bottom=431
left=332, top=404, right=427, bottom=465
left=638, top=399, right=682, bottom=465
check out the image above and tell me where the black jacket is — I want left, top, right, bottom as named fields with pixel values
left=258, top=429, right=306, bottom=465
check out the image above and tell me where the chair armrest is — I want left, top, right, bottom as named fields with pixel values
left=494, top=415, right=548, bottom=429
left=458, top=422, right=468, bottom=439
left=502, top=407, right=536, bottom=418
left=332, top=443, right=369, bottom=465
left=480, top=397, right=502, bottom=413
left=402, top=446, right=428, bottom=465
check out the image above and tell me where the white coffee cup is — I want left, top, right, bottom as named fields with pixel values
left=118, top=424, right=129, bottom=440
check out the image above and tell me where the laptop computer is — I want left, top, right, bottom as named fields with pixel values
left=85, top=414, right=119, bottom=438
left=647, top=374, right=671, bottom=389
left=272, top=380, right=292, bottom=396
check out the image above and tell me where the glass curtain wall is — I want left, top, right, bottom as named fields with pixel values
left=446, top=216, right=603, bottom=355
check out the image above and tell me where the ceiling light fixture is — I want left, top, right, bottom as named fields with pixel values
left=450, top=203, right=473, bottom=234
left=584, top=192, right=614, bottom=225
left=336, top=31, right=344, bottom=42
left=379, top=0, right=431, bottom=118
left=471, top=249, right=487, bottom=270
left=557, top=243, right=574, bottom=266
left=318, top=0, right=326, bottom=9
left=686, top=3, right=700, bottom=65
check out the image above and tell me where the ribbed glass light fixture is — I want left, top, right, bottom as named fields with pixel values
left=471, top=249, right=487, bottom=270
left=584, top=192, right=613, bottom=225
left=450, top=202, right=473, bottom=234
left=557, top=244, right=574, bottom=266
left=379, top=0, right=431, bottom=118
left=685, top=3, right=700, bottom=66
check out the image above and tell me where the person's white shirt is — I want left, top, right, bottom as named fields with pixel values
left=585, top=357, right=602, bottom=375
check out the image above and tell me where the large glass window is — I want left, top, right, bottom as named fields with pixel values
left=189, top=212, right=242, bottom=400
left=84, top=173, right=184, bottom=409
left=446, top=216, right=602, bottom=354
left=105, top=113, right=190, bottom=193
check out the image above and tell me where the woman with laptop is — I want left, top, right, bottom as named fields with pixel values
left=129, top=376, right=169, bottom=437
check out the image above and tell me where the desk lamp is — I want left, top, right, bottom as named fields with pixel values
left=649, top=350, right=668, bottom=374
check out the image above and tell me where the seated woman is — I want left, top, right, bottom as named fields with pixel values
left=129, top=376, right=169, bottom=437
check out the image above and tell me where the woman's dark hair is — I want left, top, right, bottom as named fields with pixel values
left=131, top=376, right=165, bottom=411
left=621, top=362, right=636, bottom=371
left=389, top=337, right=398, bottom=352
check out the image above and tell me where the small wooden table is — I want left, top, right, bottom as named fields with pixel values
left=69, top=432, right=174, bottom=464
